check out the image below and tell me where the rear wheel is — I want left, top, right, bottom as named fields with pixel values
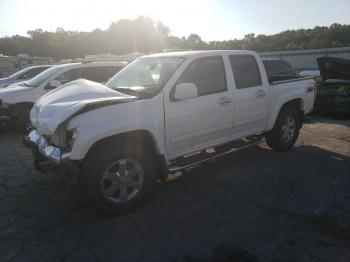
left=81, top=147, right=156, bottom=215
left=265, top=107, right=301, bottom=151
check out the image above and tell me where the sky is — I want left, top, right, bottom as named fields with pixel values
left=0, top=0, right=350, bottom=41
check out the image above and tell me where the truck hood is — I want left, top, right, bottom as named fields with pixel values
left=0, top=82, right=28, bottom=94
left=30, top=79, right=137, bottom=135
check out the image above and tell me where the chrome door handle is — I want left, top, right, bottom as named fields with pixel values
left=217, top=96, right=232, bottom=105
left=255, top=90, right=267, bottom=97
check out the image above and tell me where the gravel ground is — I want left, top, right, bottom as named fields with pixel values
left=0, top=115, right=349, bottom=262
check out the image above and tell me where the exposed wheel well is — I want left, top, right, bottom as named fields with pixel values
left=85, top=130, right=167, bottom=180
left=87, top=130, right=158, bottom=155
left=282, top=99, right=303, bottom=111
left=280, top=98, right=304, bottom=127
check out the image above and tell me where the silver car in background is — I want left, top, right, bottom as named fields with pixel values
left=0, top=65, right=52, bottom=88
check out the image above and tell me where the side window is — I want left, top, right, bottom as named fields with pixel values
left=55, top=68, right=82, bottom=84
left=230, top=55, right=262, bottom=89
left=176, top=56, right=227, bottom=96
left=85, top=66, right=123, bottom=83
left=75, top=67, right=91, bottom=80
left=25, top=67, right=47, bottom=78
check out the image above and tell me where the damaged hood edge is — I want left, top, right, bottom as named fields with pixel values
left=30, top=79, right=137, bottom=135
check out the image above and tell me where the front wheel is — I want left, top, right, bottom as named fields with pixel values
left=265, top=107, right=301, bottom=152
left=81, top=148, right=156, bottom=215
left=12, top=104, right=32, bottom=133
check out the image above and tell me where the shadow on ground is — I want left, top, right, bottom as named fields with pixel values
left=0, top=119, right=350, bottom=261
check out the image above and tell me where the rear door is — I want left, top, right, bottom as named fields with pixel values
left=229, top=55, right=269, bottom=137
left=164, top=56, right=234, bottom=158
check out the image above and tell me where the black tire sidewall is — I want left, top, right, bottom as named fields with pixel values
left=81, top=148, right=156, bottom=215
left=266, top=107, right=301, bottom=151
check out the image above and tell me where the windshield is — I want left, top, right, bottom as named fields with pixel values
left=106, top=57, right=184, bottom=96
left=9, top=67, right=34, bottom=79
left=25, top=66, right=62, bottom=87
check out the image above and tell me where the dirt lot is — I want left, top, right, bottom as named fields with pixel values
left=0, top=115, right=349, bottom=262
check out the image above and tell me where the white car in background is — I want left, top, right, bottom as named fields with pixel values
left=0, top=61, right=128, bottom=130
left=0, top=65, right=52, bottom=88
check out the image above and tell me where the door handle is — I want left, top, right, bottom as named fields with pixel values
left=255, top=90, right=267, bottom=97
left=217, top=96, right=232, bottom=105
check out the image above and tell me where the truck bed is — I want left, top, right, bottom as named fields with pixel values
left=270, top=76, right=314, bottom=85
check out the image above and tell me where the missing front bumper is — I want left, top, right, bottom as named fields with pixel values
left=24, top=130, right=80, bottom=182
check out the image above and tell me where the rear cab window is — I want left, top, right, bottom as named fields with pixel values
left=263, top=60, right=296, bottom=76
left=229, top=55, right=262, bottom=89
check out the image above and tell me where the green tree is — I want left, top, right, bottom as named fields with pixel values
left=1, top=18, right=350, bottom=59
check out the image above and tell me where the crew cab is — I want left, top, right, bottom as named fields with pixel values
left=25, top=51, right=315, bottom=215
left=0, top=61, right=127, bottom=130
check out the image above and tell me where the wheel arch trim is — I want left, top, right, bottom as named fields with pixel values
left=267, top=97, right=305, bottom=130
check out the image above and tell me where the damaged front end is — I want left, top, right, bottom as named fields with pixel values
left=23, top=129, right=81, bottom=182
left=24, top=79, right=138, bottom=181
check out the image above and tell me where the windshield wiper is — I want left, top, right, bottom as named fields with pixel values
left=115, top=88, right=141, bottom=96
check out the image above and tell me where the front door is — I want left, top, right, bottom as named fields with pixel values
left=164, top=56, right=234, bottom=159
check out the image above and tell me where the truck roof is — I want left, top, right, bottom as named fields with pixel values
left=142, top=50, right=258, bottom=59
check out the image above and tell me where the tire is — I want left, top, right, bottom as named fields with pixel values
left=81, top=146, right=156, bottom=215
left=13, top=105, right=32, bottom=133
left=265, top=106, right=301, bottom=152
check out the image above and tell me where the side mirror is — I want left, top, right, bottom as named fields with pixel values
left=174, top=83, right=198, bottom=100
left=46, top=80, right=61, bottom=90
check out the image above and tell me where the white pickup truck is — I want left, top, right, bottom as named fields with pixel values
left=25, top=51, right=315, bottom=215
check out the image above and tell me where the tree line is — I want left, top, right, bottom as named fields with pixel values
left=1, top=16, right=350, bottom=59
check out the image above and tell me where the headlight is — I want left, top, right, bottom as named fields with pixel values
left=44, top=125, right=77, bottom=149
left=47, top=132, right=61, bottom=146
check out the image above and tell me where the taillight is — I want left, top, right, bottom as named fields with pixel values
left=305, top=86, right=314, bottom=93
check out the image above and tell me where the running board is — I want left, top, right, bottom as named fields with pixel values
left=168, top=136, right=264, bottom=173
